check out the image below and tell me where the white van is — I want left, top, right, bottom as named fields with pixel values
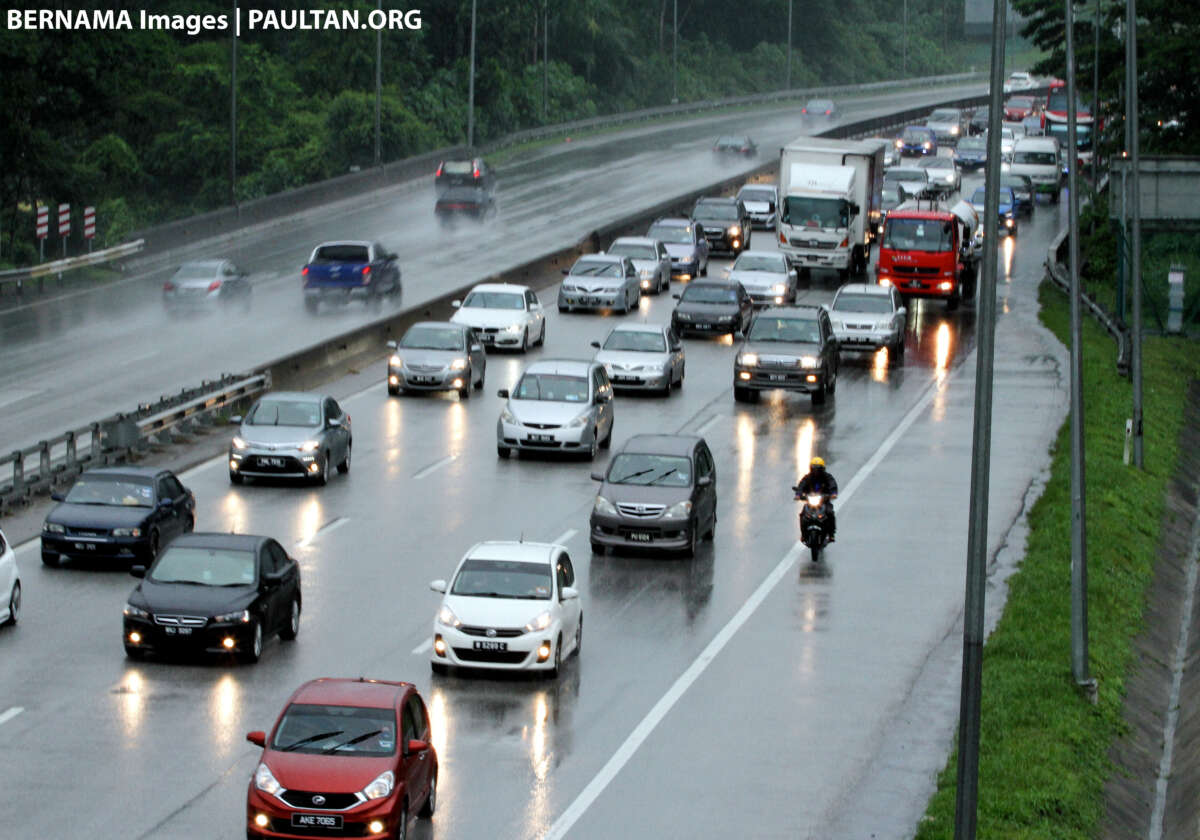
left=1010, top=137, right=1063, bottom=204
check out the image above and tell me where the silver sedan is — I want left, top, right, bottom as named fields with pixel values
left=917, top=156, right=962, bottom=195
left=590, top=323, right=685, bottom=395
left=726, top=251, right=796, bottom=306
left=558, top=254, right=642, bottom=313
left=606, top=237, right=672, bottom=294
left=229, top=392, right=353, bottom=486
left=387, top=322, right=486, bottom=398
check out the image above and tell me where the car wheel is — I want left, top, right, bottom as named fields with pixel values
left=661, top=376, right=672, bottom=397
left=148, top=529, right=161, bottom=561
left=574, top=615, right=583, bottom=657
left=812, top=381, right=827, bottom=406
left=239, top=620, right=263, bottom=664
left=733, top=385, right=752, bottom=403
left=230, top=471, right=245, bottom=485
left=522, top=327, right=531, bottom=352
left=474, top=366, right=485, bottom=390
left=946, top=289, right=961, bottom=312
left=705, top=514, right=716, bottom=540
left=497, top=445, right=511, bottom=458
left=279, top=598, right=301, bottom=641
left=418, top=773, right=437, bottom=818
left=683, top=524, right=698, bottom=558
left=338, top=445, right=351, bottom=474
left=387, top=385, right=400, bottom=396
left=558, top=304, right=569, bottom=313
left=41, top=551, right=61, bottom=568
left=185, top=514, right=195, bottom=533
left=587, top=432, right=599, bottom=460
left=395, top=804, right=408, bottom=840
left=459, top=378, right=471, bottom=399
left=547, top=635, right=563, bottom=679
left=600, top=421, right=613, bottom=449
left=2, top=581, right=19, bottom=626
left=537, top=321, right=547, bottom=346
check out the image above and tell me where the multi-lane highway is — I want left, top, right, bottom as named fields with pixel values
left=0, top=142, right=1068, bottom=837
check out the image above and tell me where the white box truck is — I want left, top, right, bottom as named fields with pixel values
left=777, top=137, right=888, bottom=277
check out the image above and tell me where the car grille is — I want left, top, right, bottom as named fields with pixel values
left=789, top=238, right=837, bottom=249
left=281, top=791, right=362, bottom=811
left=846, top=322, right=876, bottom=330
left=524, top=422, right=561, bottom=430
left=67, top=527, right=110, bottom=537
left=757, top=357, right=801, bottom=368
left=153, top=614, right=208, bottom=627
left=616, top=503, right=666, bottom=518
left=460, top=626, right=525, bottom=638
left=453, top=647, right=529, bottom=664
left=890, top=265, right=939, bottom=276
left=407, top=363, right=445, bottom=373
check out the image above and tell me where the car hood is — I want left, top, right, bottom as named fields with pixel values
left=451, top=309, right=526, bottom=329
left=564, top=276, right=625, bottom=291
left=238, top=425, right=321, bottom=447
left=595, top=349, right=668, bottom=369
left=729, top=269, right=788, bottom=290
left=394, top=348, right=464, bottom=367
left=506, top=400, right=592, bottom=426
left=443, top=593, right=554, bottom=628
left=599, top=483, right=692, bottom=506
left=131, top=580, right=257, bottom=615
left=674, top=301, right=740, bottom=317
left=694, top=216, right=737, bottom=230
left=46, top=502, right=152, bottom=528
left=264, top=752, right=397, bottom=794
left=832, top=311, right=893, bottom=328
left=740, top=339, right=821, bottom=359
left=628, top=259, right=659, bottom=273
left=662, top=243, right=699, bottom=259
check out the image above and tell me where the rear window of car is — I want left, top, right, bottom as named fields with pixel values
left=312, top=245, right=369, bottom=263
left=441, top=161, right=475, bottom=174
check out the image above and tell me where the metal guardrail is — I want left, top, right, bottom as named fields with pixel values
left=0, top=239, right=145, bottom=296
left=0, top=372, right=268, bottom=512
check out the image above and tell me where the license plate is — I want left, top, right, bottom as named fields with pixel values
left=769, top=374, right=787, bottom=381
left=907, top=281, right=922, bottom=288
left=694, top=324, right=712, bottom=330
left=529, top=433, right=554, bottom=442
left=613, top=376, right=640, bottom=384
left=473, top=640, right=508, bottom=651
left=264, top=457, right=284, bottom=467
left=164, top=627, right=192, bottom=636
left=413, top=376, right=437, bottom=384
left=584, top=297, right=601, bottom=306
left=74, top=542, right=97, bottom=550
left=628, top=531, right=653, bottom=542
left=292, top=814, right=343, bottom=829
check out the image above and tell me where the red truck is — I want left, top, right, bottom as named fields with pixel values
left=875, top=201, right=979, bottom=310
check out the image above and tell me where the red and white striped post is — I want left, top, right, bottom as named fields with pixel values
left=83, top=206, right=95, bottom=253
left=58, top=203, right=70, bottom=259
left=36, top=205, right=49, bottom=262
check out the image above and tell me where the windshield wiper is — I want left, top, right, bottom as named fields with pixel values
left=613, top=467, right=657, bottom=483
left=323, top=730, right=383, bottom=754
left=281, top=730, right=344, bottom=751
left=647, top=468, right=681, bottom=486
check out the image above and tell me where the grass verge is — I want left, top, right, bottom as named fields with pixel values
left=914, top=281, right=1200, bottom=839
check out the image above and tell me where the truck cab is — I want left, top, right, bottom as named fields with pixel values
left=875, top=202, right=978, bottom=311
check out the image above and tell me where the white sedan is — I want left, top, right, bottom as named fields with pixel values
left=0, top=527, right=20, bottom=627
left=429, top=541, right=581, bottom=677
left=450, top=282, right=547, bottom=351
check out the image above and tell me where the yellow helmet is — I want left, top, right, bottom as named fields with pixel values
left=810, top=456, right=825, bottom=468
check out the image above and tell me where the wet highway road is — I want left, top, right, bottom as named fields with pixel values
left=0, top=158, right=1070, bottom=839
left=0, top=81, right=986, bottom=457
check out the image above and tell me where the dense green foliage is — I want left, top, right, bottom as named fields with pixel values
left=914, top=284, right=1200, bottom=838
left=2, top=0, right=970, bottom=262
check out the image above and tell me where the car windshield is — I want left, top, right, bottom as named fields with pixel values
left=65, top=477, right=154, bottom=507
left=902, top=127, right=931, bottom=142
left=739, top=188, right=774, bottom=203
left=680, top=285, right=737, bottom=304
left=885, top=170, right=925, bottom=183
left=883, top=218, right=954, bottom=252
left=694, top=202, right=738, bottom=221
left=833, top=294, right=893, bottom=314
left=246, top=399, right=320, bottom=427
left=174, top=263, right=218, bottom=280
left=451, top=558, right=552, bottom=599
left=781, top=196, right=849, bottom=228
left=608, top=243, right=658, bottom=260
left=273, top=704, right=397, bottom=757
left=748, top=316, right=820, bottom=343
left=1046, top=123, right=1093, bottom=150
left=929, top=109, right=958, bottom=122
left=606, top=453, right=692, bottom=487
left=647, top=224, right=692, bottom=244
left=461, top=291, right=524, bottom=310
left=603, top=330, right=666, bottom=352
left=312, top=245, right=369, bottom=263
left=513, top=373, right=589, bottom=402
left=149, top=547, right=256, bottom=586
left=571, top=260, right=624, bottom=277
left=399, top=325, right=465, bottom=351
left=733, top=254, right=786, bottom=273
left=957, top=138, right=985, bottom=152
left=1013, top=150, right=1057, bottom=165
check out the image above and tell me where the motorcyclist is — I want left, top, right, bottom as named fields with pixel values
left=793, top=456, right=838, bottom=541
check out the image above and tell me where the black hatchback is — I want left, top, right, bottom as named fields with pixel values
left=41, top=468, right=195, bottom=568
left=123, top=533, right=301, bottom=664
left=691, top=197, right=752, bottom=255
left=671, top=281, right=754, bottom=337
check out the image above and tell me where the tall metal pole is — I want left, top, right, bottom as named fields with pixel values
left=1091, top=0, right=1100, bottom=185
left=1065, top=0, right=1092, bottom=688
left=952, top=0, right=1006, bottom=835
left=672, top=0, right=678, bottom=103
left=1127, top=0, right=1143, bottom=467
left=375, top=0, right=382, bottom=166
left=542, top=0, right=549, bottom=121
left=230, top=0, right=238, bottom=208
left=902, top=0, right=908, bottom=77
left=786, top=0, right=793, bottom=90
left=467, top=0, right=477, bottom=148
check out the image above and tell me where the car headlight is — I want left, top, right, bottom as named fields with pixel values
left=112, top=527, right=142, bottom=538
left=524, top=610, right=553, bottom=633
left=593, top=495, right=617, bottom=516
left=950, top=125, right=960, bottom=135
left=737, top=352, right=758, bottom=366
left=642, top=363, right=664, bottom=374
left=565, top=412, right=590, bottom=428
left=388, top=354, right=401, bottom=367
left=895, top=139, right=903, bottom=148
left=231, top=436, right=248, bottom=450
left=255, top=763, right=284, bottom=796
left=771, top=283, right=787, bottom=294
left=361, top=770, right=394, bottom=801
left=681, top=255, right=697, bottom=264
left=44, top=522, right=65, bottom=534
left=123, top=603, right=150, bottom=619
left=830, top=320, right=844, bottom=330
left=500, top=407, right=517, bottom=424
left=675, top=312, right=693, bottom=321
left=213, top=609, right=251, bottom=624
left=503, top=323, right=523, bottom=333
left=800, top=356, right=819, bottom=369
left=663, top=500, right=693, bottom=519
left=437, top=604, right=462, bottom=629
left=639, top=268, right=654, bottom=279
left=728, top=225, right=740, bottom=236
left=450, top=358, right=467, bottom=371
left=298, top=440, right=320, bottom=453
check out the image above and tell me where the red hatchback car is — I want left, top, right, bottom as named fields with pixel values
left=246, top=678, right=437, bottom=840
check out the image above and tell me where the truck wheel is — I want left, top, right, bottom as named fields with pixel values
left=947, top=290, right=961, bottom=312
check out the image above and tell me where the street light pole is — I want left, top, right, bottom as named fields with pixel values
left=902, top=0, right=908, bottom=77
left=1091, top=0, right=1100, bottom=185
left=786, top=0, right=793, bottom=90
left=467, top=0, right=477, bottom=148
left=672, top=0, right=678, bottom=103
left=1127, top=0, right=1143, bottom=468
left=542, top=0, right=549, bottom=122
left=230, top=0, right=237, bottom=208
left=374, top=0, right=382, bottom=167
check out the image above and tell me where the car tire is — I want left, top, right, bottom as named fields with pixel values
left=431, top=661, right=450, bottom=676
left=314, top=453, right=329, bottom=486
left=395, top=804, right=408, bottom=840
left=828, top=367, right=837, bottom=395
left=3, top=581, right=19, bottom=626
left=812, top=381, right=827, bottom=406
left=279, top=598, right=301, bottom=641
left=537, top=321, right=546, bottom=346
left=574, top=615, right=583, bottom=657
left=338, top=445, right=351, bottom=474
left=947, top=290, right=961, bottom=312
left=124, top=644, right=146, bottom=660
left=41, top=551, right=60, bottom=568
left=683, top=524, right=698, bottom=558
left=388, top=385, right=400, bottom=396
left=558, top=304, right=570, bottom=313
left=600, top=421, right=613, bottom=449
left=474, top=367, right=485, bottom=390
left=661, top=376, right=672, bottom=397
left=547, top=635, right=563, bottom=679
left=733, top=385, right=752, bottom=402
left=239, top=620, right=263, bottom=664
left=591, top=540, right=607, bottom=555
left=587, top=433, right=599, bottom=460
left=418, top=774, right=437, bottom=819
left=497, top=445, right=511, bottom=459
left=304, top=298, right=319, bottom=315
left=148, top=529, right=161, bottom=561
left=705, top=515, right=716, bottom=540
left=522, top=327, right=531, bottom=352
left=230, top=471, right=244, bottom=485
left=459, top=380, right=471, bottom=399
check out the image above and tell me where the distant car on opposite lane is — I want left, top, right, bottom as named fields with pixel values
left=302, top=241, right=401, bottom=314
left=1003, top=71, right=1037, bottom=93
left=450, top=283, right=547, bottom=351
left=163, top=260, right=251, bottom=315
left=387, top=322, right=486, bottom=398
left=435, top=157, right=495, bottom=193
left=591, top=323, right=684, bottom=395
left=605, top=237, right=672, bottom=294
left=496, top=359, right=614, bottom=459
left=803, top=99, right=838, bottom=118
left=712, top=135, right=757, bottom=156
left=646, top=217, right=710, bottom=280
left=558, top=254, right=642, bottom=313
left=229, top=392, right=352, bottom=486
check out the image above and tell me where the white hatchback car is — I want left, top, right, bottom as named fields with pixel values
left=450, top=283, right=547, bottom=352
left=429, top=541, right=581, bottom=677
left=0, top=527, right=20, bottom=627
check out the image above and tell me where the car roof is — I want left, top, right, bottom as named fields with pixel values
left=651, top=217, right=692, bottom=227
left=618, top=434, right=702, bottom=457
left=522, top=358, right=594, bottom=377
left=464, top=541, right=561, bottom=564
left=314, top=240, right=372, bottom=249
left=695, top=197, right=737, bottom=204
left=919, top=157, right=954, bottom=166
left=177, top=260, right=223, bottom=269
left=888, top=208, right=954, bottom=220
left=467, top=282, right=531, bottom=293
left=407, top=321, right=467, bottom=332
left=290, top=677, right=412, bottom=709
left=607, top=322, right=665, bottom=334
left=835, top=283, right=891, bottom=297
left=258, top=391, right=324, bottom=403
left=735, top=250, right=786, bottom=260
left=576, top=253, right=625, bottom=264
left=611, top=236, right=659, bottom=247
left=166, top=532, right=268, bottom=551
left=79, top=466, right=167, bottom=480
left=685, top=280, right=740, bottom=290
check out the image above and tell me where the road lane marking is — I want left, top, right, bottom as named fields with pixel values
left=695, top=414, right=720, bottom=436
left=0, top=707, right=24, bottom=726
left=542, top=365, right=951, bottom=840
left=551, top=529, right=577, bottom=546
left=411, top=639, right=432, bottom=655
left=413, top=454, right=457, bottom=479
left=296, top=516, right=349, bottom=548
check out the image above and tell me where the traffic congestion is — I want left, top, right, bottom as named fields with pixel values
left=0, top=78, right=1073, bottom=840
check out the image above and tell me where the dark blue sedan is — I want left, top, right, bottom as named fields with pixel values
left=969, top=186, right=1019, bottom=237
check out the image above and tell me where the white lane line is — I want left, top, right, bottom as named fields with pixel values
left=413, top=454, right=457, bottom=480
left=551, top=528, right=578, bottom=547
left=0, top=707, right=24, bottom=727
left=296, top=516, right=350, bottom=548
left=411, top=638, right=432, bottom=656
left=694, top=414, right=720, bottom=436
left=541, top=368, right=950, bottom=840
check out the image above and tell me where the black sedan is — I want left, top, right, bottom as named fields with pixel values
left=713, top=135, right=757, bottom=156
left=435, top=185, right=496, bottom=225
left=41, top=468, right=195, bottom=568
left=123, top=533, right=301, bottom=664
left=671, top=281, right=754, bottom=337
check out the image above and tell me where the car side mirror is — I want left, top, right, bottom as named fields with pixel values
left=130, top=565, right=147, bottom=578
left=672, top=294, right=681, bottom=300
left=406, top=739, right=430, bottom=756
left=230, top=415, right=243, bottom=424
left=497, top=389, right=510, bottom=399
left=897, top=307, right=907, bottom=318
left=471, top=344, right=483, bottom=353
left=590, top=341, right=601, bottom=349
left=697, top=475, right=713, bottom=487
left=51, top=492, right=65, bottom=502
left=157, top=498, right=173, bottom=509
left=590, top=472, right=604, bottom=481
left=246, top=731, right=266, bottom=747
left=430, top=579, right=447, bottom=593
left=451, top=300, right=462, bottom=308
left=561, top=586, right=579, bottom=601
left=561, top=268, right=570, bottom=275
left=387, top=340, right=398, bottom=350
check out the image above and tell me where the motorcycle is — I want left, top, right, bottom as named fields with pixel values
left=794, top=488, right=835, bottom=563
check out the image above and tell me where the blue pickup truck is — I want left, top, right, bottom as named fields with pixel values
left=302, top=240, right=402, bottom=314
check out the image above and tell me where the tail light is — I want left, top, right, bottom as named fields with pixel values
left=824, top=109, right=831, bottom=115
left=473, top=166, right=480, bottom=178
left=163, top=280, right=175, bottom=292
left=740, top=147, right=749, bottom=153
left=362, top=266, right=371, bottom=276
left=801, top=108, right=807, bottom=114
left=780, top=232, right=787, bottom=244
left=301, top=266, right=309, bottom=276
left=435, top=163, right=443, bottom=176
left=208, top=280, right=221, bottom=293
